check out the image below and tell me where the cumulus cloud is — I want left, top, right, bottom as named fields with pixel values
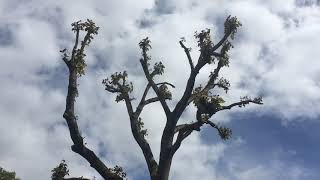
left=0, top=0, right=319, bottom=180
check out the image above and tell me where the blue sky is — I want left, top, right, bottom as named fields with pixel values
left=0, top=0, right=320, bottom=180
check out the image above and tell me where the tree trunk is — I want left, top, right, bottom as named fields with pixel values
left=158, top=158, right=172, bottom=180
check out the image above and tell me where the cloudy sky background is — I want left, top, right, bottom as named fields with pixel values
left=0, top=0, right=320, bottom=179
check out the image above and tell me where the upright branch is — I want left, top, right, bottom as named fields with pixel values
left=61, top=19, right=125, bottom=180
left=138, top=37, right=172, bottom=116
left=102, top=70, right=165, bottom=179
left=179, top=37, right=194, bottom=71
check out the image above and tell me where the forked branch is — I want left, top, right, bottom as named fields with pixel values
left=139, top=37, right=171, bottom=116
left=179, top=40, right=194, bottom=70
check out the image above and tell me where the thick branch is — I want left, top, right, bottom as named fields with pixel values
left=179, top=40, right=194, bottom=70
left=123, top=94, right=158, bottom=178
left=144, top=97, right=161, bottom=105
left=174, top=121, right=201, bottom=134
left=158, top=28, right=234, bottom=179
left=158, top=40, right=214, bottom=177
left=171, top=121, right=202, bottom=155
left=63, top=69, right=123, bottom=180
left=171, top=130, right=192, bottom=155
left=62, top=27, right=123, bottom=180
left=172, top=67, right=199, bottom=123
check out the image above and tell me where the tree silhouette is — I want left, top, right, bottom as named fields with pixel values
left=60, top=16, right=262, bottom=180
left=0, top=167, right=20, bottom=180
left=51, top=160, right=91, bottom=180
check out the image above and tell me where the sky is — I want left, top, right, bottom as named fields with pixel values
left=0, top=0, right=320, bottom=179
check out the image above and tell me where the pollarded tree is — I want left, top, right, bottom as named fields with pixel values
left=60, top=16, right=262, bottom=180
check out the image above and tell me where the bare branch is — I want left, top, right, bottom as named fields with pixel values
left=139, top=44, right=171, bottom=116
left=171, top=66, right=200, bottom=123
left=218, top=99, right=263, bottom=112
left=174, top=121, right=201, bottom=134
left=170, top=129, right=193, bottom=155
left=144, top=97, right=161, bottom=105
left=70, top=26, right=80, bottom=63
left=171, top=118, right=233, bottom=154
left=63, top=65, right=123, bottom=180
left=62, top=58, right=70, bottom=67
left=171, top=121, right=202, bottom=154
left=141, top=83, right=152, bottom=103
left=211, top=32, right=231, bottom=52
left=155, top=82, right=176, bottom=88
left=135, top=83, right=152, bottom=116
left=179, top=40, right=194, bottom=70
left=122, top=93, right=159, bottom=177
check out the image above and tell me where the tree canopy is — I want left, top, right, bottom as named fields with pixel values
left=0, top=167, right=20, bottom=180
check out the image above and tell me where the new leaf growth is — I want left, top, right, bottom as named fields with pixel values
left=60, top=16, right=263, bottom=180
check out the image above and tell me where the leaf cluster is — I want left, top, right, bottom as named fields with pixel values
left=216, top=78, right=231, bottom=93
left=239, top=96, right=263, bottom=107
left=71, top=19, right=99, bottom=40
left=151, top=61, right=165, bottom=77
left=60, top=19, right=100, bottom=76
left=102, top=71, right=134, bottom=102
left=193, top=84, right=225, bottom=109
left=194, top=29, right=215, bottom=64
left=158, top=84, right=172, bottom=100
left=137, top=117, right=148, bottom=137
left=108, top=166, right=127, bottom=179
left=224, top=16, right=242, bottom=40
left=0, top=167, right=20, bottom=180
left=219, top=40, right=233, bottom=67
left=217, top=126, right=232, bottom=140
left=139, top=37, right=152, bottom=64
left=51, top=160, right=69, bottom=180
